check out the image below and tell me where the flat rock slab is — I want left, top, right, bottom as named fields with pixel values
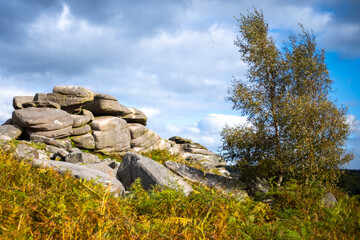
left=117, top=152, right=193, bottom=196
left=72, top=124, right=91, bottom=136
left=65, top=152, right=100, bottom=164
left=0, top=124, right=22, bottom=141
left=83, top=99, right=131, bottom=116
left=81, top=160, right=119, bottom=178
left=71, top=115, right=91, bottom=128
left=53, top=86, right=94, bottom=97
left=122, top=107, right=147, bottom=125
left=127, top=123, right=148, bottom=139
left=27, top=126, right=73, bottom=139
left=12, top=107, right=73, bottom=131
left=30, top=135, right=67, bottom=149
left=164, top=161, right=247, bottom=190
left=72, top=133, right=95, bottom=149
left=91, top=116, right=127, bottom=131
left=13, top=96, right=34, bottom=109
left=23, top=101, right=60, bottom=109
left=32, top=158, right=125, bottom=196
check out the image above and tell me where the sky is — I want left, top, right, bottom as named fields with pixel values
left=0, top=0, right=359, bottom=168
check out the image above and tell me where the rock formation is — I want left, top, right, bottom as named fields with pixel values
left=0, top=86, right=250, bottom=198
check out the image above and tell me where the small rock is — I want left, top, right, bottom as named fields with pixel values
left=30, top=135, right=67, bottom=149
left=0, top=124, right=22, bottom=141
left=65, top=152, right=100, bottom=164
left=13, top=96, right=34, bottom=109
left=71, top=115, right=91, bottom=128
left=72, top=124, right=91, bottom=136
left=72, top=133, right=95, bottom=149
left=122, top=107, right=147, bottom=125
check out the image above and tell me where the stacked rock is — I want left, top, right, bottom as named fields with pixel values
left=2, top=86, right=224, bottom=168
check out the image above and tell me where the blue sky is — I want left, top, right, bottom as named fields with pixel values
left=0, top=0, right=359, bottom=168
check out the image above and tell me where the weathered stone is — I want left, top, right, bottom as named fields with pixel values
left=30, top=135, right=67, bottom=149
left=12, top=107, right=73, bottom=131
left=322, top=192, right=337, bottom=208
left=91, top=116, right=127, bottom=131
left=34, top=91, right=93, bottom=112
left=72, top=133, right=95, bottom=149
left=118, top=152, right=193, bottom=196
left=71, top=115, right=91, bottom=128
left=94, top=93, right=117, bottom=101
left=57, top=138, right=73, bottom=151
left=13, top=96, right=34, bottom=109
left=122, top=107, right=147, bottom=125
left=93, top=128, right=130, bottom=151
left=169, top=136, right=193, bottom=144
left=14, top=143, right=49, bottom=160
left=23, top=101, right=60, bottom=109
left=165, top=161, right=248, bottom=200
left=0, top=124, right=22, bottom=141
left=83, top=99, right=131, bottom=116
left=131, top=130, right=160, bottom=149
left=82, top=109, right=94, bottom=121
left=81, top=159, right=118, bottom=178
left=65, top=152, right=100, bottom=164
left=72, top=124, right=91, bottom=136
left=32, top=158, right=125, bottom=196
left=28, top=126, right=73, bottom=139
left=53, top=86, right=94, bottom=97
left=127, top=123, right=148, bottom=139
left=3, top=119, right=12, bottom=124
left=70, top=148, right=83, bottom=154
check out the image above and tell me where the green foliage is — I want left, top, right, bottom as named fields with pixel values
left=0, top=148, right=359, bottom=239
left=221, top=9, right=353, bottom=185
left=338, top=171, right=360, bottom=196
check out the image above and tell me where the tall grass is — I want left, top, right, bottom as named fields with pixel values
left=0, top=147, right=359, bottom=239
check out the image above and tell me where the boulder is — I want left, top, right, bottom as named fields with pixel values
left=91, top=117, right=131, bottom=153
left=164, top=161, right=247, bottom=190
left=71, top=115, right=91, bottom=127
left=81, top=159, right=119, bottom=178
left=94, top=93, right=117, bottom=101
left=131, top=130, right=160, bottom=149
left=83, top=97, right=131, bottom=116
left=34, top=86, right=94, bottom=112
left=12, top=107, right=73, bottom=131
left=72, top=133, right=95, bottom=149
left=169, top=136, right=193, bottom=144
left=82, top=109, right=94, bottom=121
left=32, top=158, right=125, bottom=196
left=53, top=86, right=94, bottom=97
left=23, top=101, right=60, bottom=109
left=122, top=107, right=147, bottom=125
left=127, top=123, right=148, bottom=139
left=117, top=152, right=193, bottom=196
left=27, top=126, right=73, bottom=139
left=14, top=143, right=49, bottom=160
left=30, top=135, right=67, bottom=149
left=65, top=152, right=100, bottom=164
left=72, top=124, right=91, bottom=136
left=91, top=116, right=127, bottom=131
left=13, top=96, right=34, bottom=109
left=0, top=124, right=22, bottom=141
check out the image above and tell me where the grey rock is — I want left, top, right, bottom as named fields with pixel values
left=164, top=161, right=247, bottom=190
left=72, top=133, right=95, bottom=149
left=71, top=115, right=91, bottom=128
left=122, top=107, right=147, bottom=125
left=65, top=152, right=100, bottom=164
left=117, top=152, right=193, bottom=196
left=32, top=158, right=125, bottom=196
left=91, top=116, right=127, bottom=131
left=3, top=118, right=12, bottom=125
left=23, top=101, right=60, bottom=109
left=12, top=107, right=73, bottom=131
left=27, top=126, right=73, bottom=139
left=83, top=98, right=131, bottom=116
left=82, top=109, right=94, bottom=121
left=169, top=136, right=193, bottom=144
left=53, top=86, right=94, bottom=97
left=131, top=130, right=160, bottom=149
left=72, top=124, right=91, bottom=136
left=93, top=128, right=130, bottom=151
left=70, top=148, right=83, bottom=154
left=0, top=124, right=22, bottom=141
left=127, top=123, right=148, bottom=139
left=57, top=138, right=73, bottom=151
left=30, top=135, right=67, bottom=149
left=45, top=145, right=61, bottom=153
left=13, top=96, right=34, bottom=109
left=34, top=91, right=93, bottom=112
left=322, top=192, right=337, bottom=208
left=14, top=143, right=49, bottom=160
left=81, top=160, right=119, bottom=178
left=94, top=93, right=118, bottom=101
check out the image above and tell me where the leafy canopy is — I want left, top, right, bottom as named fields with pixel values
left=221, top=9, right=353, bottom=185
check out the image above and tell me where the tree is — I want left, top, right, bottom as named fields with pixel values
left=221, top=9, right=353, bottom=185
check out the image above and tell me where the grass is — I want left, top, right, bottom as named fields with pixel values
left=0, top=147, right=359, bottom=239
